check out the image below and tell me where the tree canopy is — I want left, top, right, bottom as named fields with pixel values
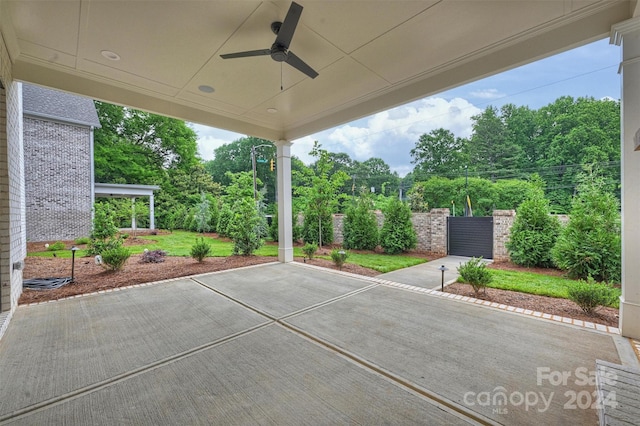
left=410, top=97, right=620, bottom=213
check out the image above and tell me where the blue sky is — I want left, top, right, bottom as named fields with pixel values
left=193, top=38, right=621, bottom=177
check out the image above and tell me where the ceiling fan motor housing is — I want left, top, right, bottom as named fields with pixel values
left=270, top=44, right=288, bottom=62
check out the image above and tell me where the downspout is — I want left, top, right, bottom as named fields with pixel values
left=90, top=126, right=95, bottom=223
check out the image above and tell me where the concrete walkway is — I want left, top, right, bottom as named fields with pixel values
left=377, top=255, right=481, bottom=289
left=0, top=262, right=629, bottom=425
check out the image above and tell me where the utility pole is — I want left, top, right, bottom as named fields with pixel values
left=465, top=165, right=469, bottom=216
left=251, top=145, right=258, bottom=201
left=251, top=144, right=273, bottom=202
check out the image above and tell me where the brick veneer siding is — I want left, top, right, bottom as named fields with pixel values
left=24, top=117, right=92, bottom=241
left=0, top=31, right=26, bottom=339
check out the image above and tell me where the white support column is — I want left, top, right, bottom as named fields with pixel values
left=131, top=197, right=136, bottom=231
left=612, top=18, right=640, bottom=339
left=149, top=193, right=155, bottom=230
left=275, top=140, right=293, bottom=263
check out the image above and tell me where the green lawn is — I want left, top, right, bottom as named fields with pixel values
left=317, top=252, right=426, bottom=273
left=484, top=269, right=620, bottom=308
left=27, top=231, right=426, bottom=273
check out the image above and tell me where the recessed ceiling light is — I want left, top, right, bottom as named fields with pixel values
left=267, top=108, right=278, bottom=114
left=198, top=85, right=215, bottom=94
left=101, top=50, right=120, bottom=61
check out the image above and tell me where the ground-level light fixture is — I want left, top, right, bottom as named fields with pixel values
left=437, top=265, right=449, bottom=291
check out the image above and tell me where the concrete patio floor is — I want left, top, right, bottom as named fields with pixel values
left=0, top=262, right=632, bottom=425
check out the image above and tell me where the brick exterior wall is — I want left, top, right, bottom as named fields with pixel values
left=24, top=117, right=92, bottom=241
left=493, top=210, right=516, bottom=262
left=0, top=31, right=26, bottom=339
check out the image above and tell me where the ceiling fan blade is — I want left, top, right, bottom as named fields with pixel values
left=220, top=49, right=270, bottom=59
left=275, top=2, right=303, bottom=49
left=286, top=51, right=318, bottom=79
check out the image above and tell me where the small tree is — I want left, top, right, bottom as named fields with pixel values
left=330, top=248, right=349, bottom=270
left=190, top=237, right=211, bottom=262
left=552, top=170, right=621, bottom=282
left=379, top=197, right=417, bottom=254
left=216, top=203, right=233, bottom=237
left=343, top=190, right=379, bottom=250
left=507, top=180, right=560, bottom=268
left=228, top=198, right=264, bottom=256
left=87, top=203, right=123, bottom=256
left=297, top=142, right=349, bottom=247
left=193, top=192, right=212, bottom=234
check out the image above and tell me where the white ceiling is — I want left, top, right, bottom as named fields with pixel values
left=0, top=1, right=635, bottom=141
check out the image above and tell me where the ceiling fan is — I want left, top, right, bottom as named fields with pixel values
left=220, top=2, right=318, bottom=79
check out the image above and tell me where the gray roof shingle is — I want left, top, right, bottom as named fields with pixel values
left=22, top=83, right=101, bottom=128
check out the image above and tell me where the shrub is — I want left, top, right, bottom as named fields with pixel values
left=343, top=193, right=379, bottom=250
left=47, top=241, right=66, bottom=251
left=87, top=238, right=123, bottom=257
left=302, top=243, right=318, bottom=259
left=330, top=248, right=349, bottom=270
left=190, top=237, right=211, bottom=262
left=269, top=208, right=279, bottom=242
left=140, top=249, right=166, bottom=263
left=552, top=172, right=621, bottom=283
left=507, top=186, right=560, bottom=268
left=269, top=207, right=303, bottom=243
left=74, top=237, right=91, bottom=245
left=379, top=197, right=416, bottom=254
left=88, top=203, right=121, bottom=256
left=228, top=198, right=264, bottom=256
left=302, top=208, right=334, bottom=246
left=91, top=203, right=118, bottom=240
left=216, top=203, right=233, bottom=238
left=567, top=277, right=618, bottom=315
left=457, top=257, right=492, bottom=297
left=100, top=246, right=131, bottom=271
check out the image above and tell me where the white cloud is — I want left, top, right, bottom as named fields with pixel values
left=294, top=97, right=481, bottom=176
left=191, top=124, right=243, bottom=161
left=469, top=88, right=505, bottom=99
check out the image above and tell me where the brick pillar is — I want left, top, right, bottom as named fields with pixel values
left=493, top=210, right=516, bottom=262
left=333, top=214, right=344, bottom=244
left=410, top=212, right=430, bottom=251
left=429, top=208, right=450, bottom=255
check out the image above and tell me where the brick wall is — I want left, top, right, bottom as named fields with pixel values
left=24, top=117, right=92, bottom=241
left=327, top=209, right=570, bottom=261
left=332, top=208, right=449, bottom=254
left=0, top=31, right=26, bottom=339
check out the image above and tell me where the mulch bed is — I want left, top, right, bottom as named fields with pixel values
left=442, top=261, right=619, bottom=328
left=19, top=245, right=619, bottom=329
left=19, top=253, right=381, bottom=305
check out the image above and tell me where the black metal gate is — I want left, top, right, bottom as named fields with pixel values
left=447, top=217, right=493, bottom=259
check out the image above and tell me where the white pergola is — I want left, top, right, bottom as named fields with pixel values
left=1, top=1, right=639, bottom=338
left=94, top=183, right=160, bottom=230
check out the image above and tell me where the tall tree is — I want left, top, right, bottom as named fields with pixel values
left=352, top=157, right=399, bottom=196
left=411, top=128, right=467, bottom=179
left=204, top=136, right=277, bottom=204
left=468, top=106, right=523, bottom=180
left=93, top=101, right=215, bottom=229
left=535, top=97, right=620, bottom=212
